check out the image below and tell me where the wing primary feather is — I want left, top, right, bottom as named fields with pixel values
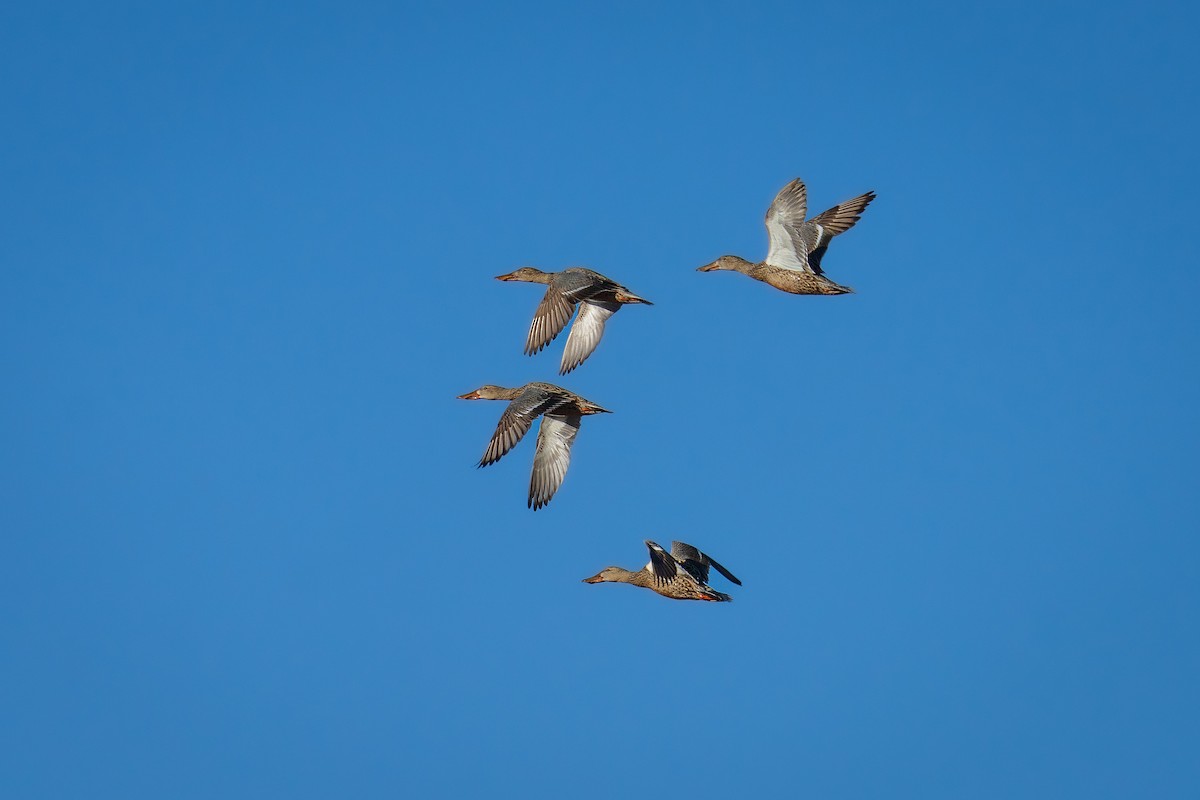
left=704, top=553, right=742, bottom=586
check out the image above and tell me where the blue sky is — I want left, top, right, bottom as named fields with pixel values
left=2, top=1, right=1198, bottom=797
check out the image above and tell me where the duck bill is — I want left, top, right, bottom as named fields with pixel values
left=456, top=390, right=482, bottom=400
left=494, top=271, right=518, bottom=281
left=696, top=261, right=720, bottom=272
left=582, top=573, right=606, bottom=584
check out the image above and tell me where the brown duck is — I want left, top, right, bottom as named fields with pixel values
left=583, top=540, right=742, bottom=602
left=697, top=178, right=875, bottom=294
left=457, top=382, right=611, bottom=510
left=495, top=267, right=652, bottom=374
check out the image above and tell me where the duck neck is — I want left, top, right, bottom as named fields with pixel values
left=521, top=269, right=554, bottom=285
left=624, top=568, right=657, bottom=589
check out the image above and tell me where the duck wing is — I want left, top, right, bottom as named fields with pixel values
left=479, top=388, right=564, bottom=467
left=644, top=540, right=681, bottom=586
left=805, top=191, right=876, bottom=273
left=557, top=268, right=620, bottom=296
left=672, top=541, right=742, bottom=586
left=525, top=286, right=577, bottom=356
left=560, top=300, right=620, bottom=374
left=808, top=191, right=876, bottom=236
left=763, top=178, right=814, bottom=274
left=528, top=411, right=581, bottom=510
left=524, top=270, right=619, bottom=357
left=670, top=541, right=711, bottom=583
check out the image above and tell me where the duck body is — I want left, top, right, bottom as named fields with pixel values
left=496, top=266, right=652, bottom=374
left=457, top=382, right=611, bottom=510
left=583, top=540, right=742, bottom=602
left=697, top=178, right=874, bottom=295
left=700, top=255, right=854, bottom=295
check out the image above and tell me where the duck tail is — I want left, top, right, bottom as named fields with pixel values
left=614, top=290, right=653, bottom=305
left=580, top=401, right=613, bottom=415
left=819, top=279, right=854, bottom=295
left=699, top=589, right=733, bottom=602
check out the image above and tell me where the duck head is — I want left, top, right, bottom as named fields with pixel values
left=582, top=567, right=622, bottom=584
left=456, top=385, right=510, bottom=400
left=696, top=255, right=753, bottom=273
left=495, top=266, right=553, bottom=283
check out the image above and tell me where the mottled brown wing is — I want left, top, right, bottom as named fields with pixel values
left=525, top=287, right=576, bottom=356
left=807, top=191, right=876, bottom=236
left=479, top=390, right=563, bottom=467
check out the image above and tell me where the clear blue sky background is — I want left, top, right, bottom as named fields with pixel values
left=3, top=2, right=1197, bottom=797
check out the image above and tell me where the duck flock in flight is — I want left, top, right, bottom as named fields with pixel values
left=458, top=177, right=875, bottom=601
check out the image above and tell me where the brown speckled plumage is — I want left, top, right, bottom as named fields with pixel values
left=697, top=178, right=874, bottom=295
left=583, top=540, right=742, bottom=602
left=495, top=267, right=652, bottom=374
left=457, top=382, right=611, bottom=511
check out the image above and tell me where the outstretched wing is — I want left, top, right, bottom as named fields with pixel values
left=525, top=287, right=577, bottom=356
left=808, top=191, right=876, bottom=236
left=560, top=300, right=620, bottom=374
left=528, top=411, right=581, bottom=510
left=672, top=541, right=742, bottom=586
left=805, top=191, right=876, bottom=273
left=763, top=178, right=814, bottom=273
left=480, top=390, right=563, bottom=467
